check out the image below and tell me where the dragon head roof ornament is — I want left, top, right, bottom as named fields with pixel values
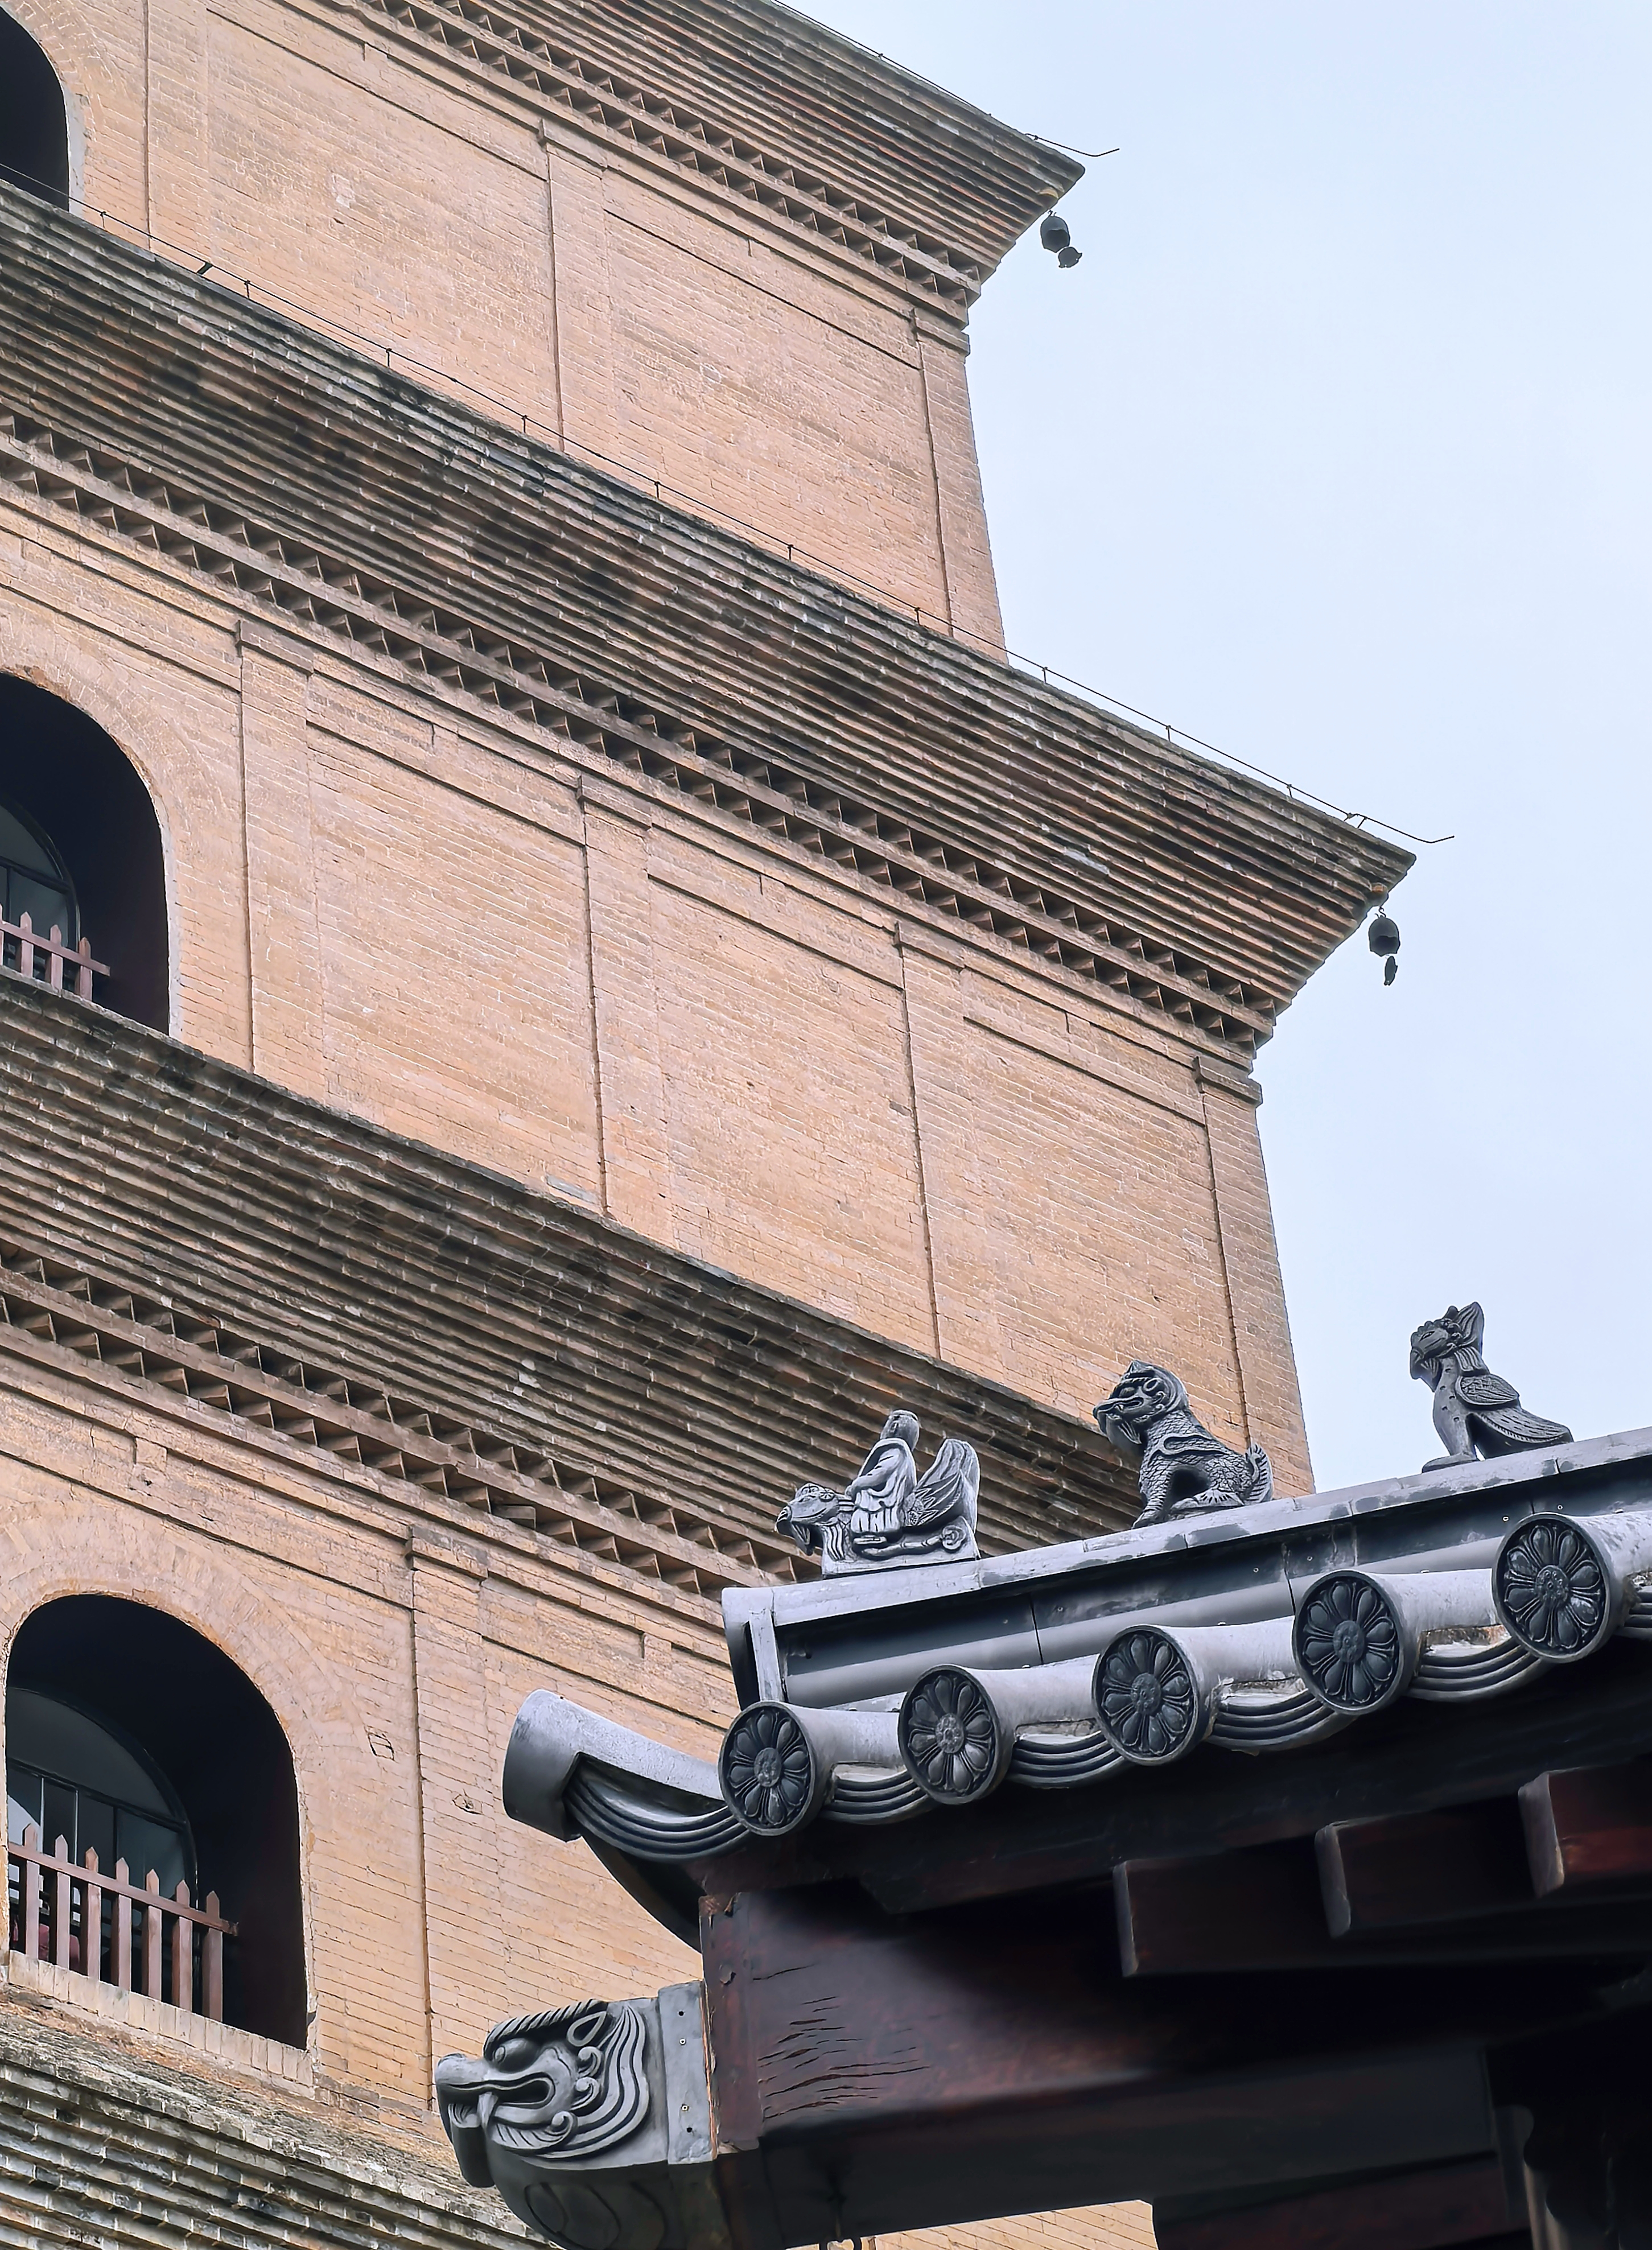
left=437, top=2001, right=649, bottom=2190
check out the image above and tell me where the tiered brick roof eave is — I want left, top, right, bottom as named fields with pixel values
left=0, top=978, right=1142, bottom=1581
left=0, top=193, right=1414, bottom=1062
left=493, top=0, right=1086, bottom=285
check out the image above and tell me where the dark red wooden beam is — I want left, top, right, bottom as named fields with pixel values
left=1115, top=1841, right=1337, bottom=1974
left=1316, top=1800, right=1532, bottom=1935
left=1114, top=1836, right=1652, bottom=1977
left=1153, top=2153, right=1521, bottom=2250
left=1520, top=1759, right=1652, bottom=1896
left=695, top=1882, right=1625, bottom=2249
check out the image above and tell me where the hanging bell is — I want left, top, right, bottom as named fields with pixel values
left=1368, top=909, right=1400, bottom=986
left=1040, top=213, right=1082, bottom=267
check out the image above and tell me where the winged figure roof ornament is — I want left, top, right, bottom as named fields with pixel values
left=776, top=1409, right=980, bottom=1573
left=1409, top=1301, right=1572, bottom=1470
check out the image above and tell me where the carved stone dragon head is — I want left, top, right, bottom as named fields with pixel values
left=775, top=1482, right=850, bottom=1560
left=436, top=2001, right=649, bottom=2193
left=1094, top=1362, right=1190, bottom=1453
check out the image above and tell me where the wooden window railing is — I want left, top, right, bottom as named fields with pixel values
left=6, top=1825, right=234, bottom=2020
left=1, top=913, right=107, bottom=999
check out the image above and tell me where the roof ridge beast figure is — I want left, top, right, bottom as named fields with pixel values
left=1409, top=1300, right=1572, bottom=1470
left=1095, top=1361, right=1274, bottom=1527
left=777, top=1410, right=981, bottom=1573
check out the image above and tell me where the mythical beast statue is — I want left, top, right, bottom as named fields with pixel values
left=777, top=1409, right=980, bottom=1572
left=436, top=1991, right=724, bottom=2250
left=1095, top=1361, right=1273, bottom=1526
left=1409, top=1301, right=1572, bottom=1470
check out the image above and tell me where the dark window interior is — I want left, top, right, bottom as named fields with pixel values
left=0, top=10, right=69, bottom=208
left=7, top=1598, right=307, bottom=2045
left=0, top=800, right=76, bottom=945
left=0, top=675, right=168, bottom=1029
left=7, top=1686, right=196, bottom=1900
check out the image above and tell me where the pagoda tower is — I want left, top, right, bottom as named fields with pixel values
left=0, top=0, right=1406, bottom=2241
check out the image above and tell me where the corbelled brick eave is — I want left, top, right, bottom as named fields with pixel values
left=0, top=980, right=1141, bottom=1565
left=0, top=193, right=1412, bottom=1046
left=504, top=0, right=1084, bottom=280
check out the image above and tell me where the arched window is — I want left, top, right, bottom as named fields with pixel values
left=5, top=1598, right=306, bottom=2046
left=0, top=10, right=69, bottom=209
left=0, top=676, right=169, bottom=1029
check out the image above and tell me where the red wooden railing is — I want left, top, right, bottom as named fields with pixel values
left=6, top=1825, right=235, bottom=2020
left=1, top=913, right=108, bottom=999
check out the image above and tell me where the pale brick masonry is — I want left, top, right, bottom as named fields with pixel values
left=0, top=5, right=1408, bottom=2244
left=0, top=189, right=1408, bottom=1480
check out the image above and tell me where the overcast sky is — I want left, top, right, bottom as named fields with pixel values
left=799, top=0, right=1652, bottom=1491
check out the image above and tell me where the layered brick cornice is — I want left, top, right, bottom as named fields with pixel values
left=0, top=406, right=1281, bottom=1054
left=362, top=0, right=1083, bottom=297
left=0, top=979, right=1139, bottom=1576
left=0, top=1238, right=781, bottom=1606
left=0, top=195, right=1412, bottom=1064
left=332, top=0, right=1028, bottom=312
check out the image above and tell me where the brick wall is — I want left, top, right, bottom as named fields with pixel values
left=0, top=1338, right=713, bottom=2112
left=0, top=1300, right=1164, bottom=2241
left=0, top=26, right=1346, bottom=2244
left=2, top=0, right=1009, bottom=643
left=0, top=540, right=1312, bottom=1483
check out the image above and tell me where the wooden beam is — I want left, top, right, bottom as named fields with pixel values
left=1521, top=1759, right=1652, bottom=1896
left=1116, top=1841, right=1337, bottom=1975
left=700, top=1882, right=1528, bottom=2243
left=1154, top=2153, right=1520, bottom=2250
left=1115, top=1838, right=1652, bottom=1976
left=1316, top=1800, right=1532, bottom=1936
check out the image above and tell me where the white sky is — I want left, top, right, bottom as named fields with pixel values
left=802, top=0, right=1652, bottom=1491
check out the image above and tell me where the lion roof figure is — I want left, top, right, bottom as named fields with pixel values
left=1094, top=1361, right=1273, bottom=1528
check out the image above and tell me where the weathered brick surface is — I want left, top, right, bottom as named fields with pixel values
left=0, top=195, right=1406, bottom=1036
left=887, top=2207, right=1159, bottom=2250
left=0, top=1989, right=531, bottom=2242
left=1196, top=1064, right=1315, bottom=1496
left=0, top=1329, right=712, bottom=2116
left=0, top=976, right=1149, bottom=1550
left=0, top=22, right=1373, bottom=2250
left=0, top=1388, right=1166, bottom=2250
left=9, top=0, right=1057, bottom=637
left=0, top=185, right=1388, bottom=1469
left=0, top=477, right=1341, bottom=1473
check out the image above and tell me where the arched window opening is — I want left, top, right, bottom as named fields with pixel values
left=5, top=1598, right=306, bottom=2046
left=0, top=675, right=169, bottom=1029
left=0, top=10, right=69, bottom=209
